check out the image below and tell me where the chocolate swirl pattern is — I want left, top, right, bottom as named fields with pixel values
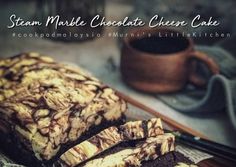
left=83, top=133, right=175, bottom=167
left=0, top=53, right=127, bottom=162
left=58, top=118, right=163, bottom=167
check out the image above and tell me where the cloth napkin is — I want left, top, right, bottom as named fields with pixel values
left=157, top=46, right=236, bottom=129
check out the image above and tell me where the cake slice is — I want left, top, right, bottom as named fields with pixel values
left=57, top=118, right=163, bottom=167
left=82, top=133, right=175, bottom=167
left=78, top=134, right=197, bottom=167
left=56, top=118, right=197, bottom=167
left=0, top=53, right=127, bottom=165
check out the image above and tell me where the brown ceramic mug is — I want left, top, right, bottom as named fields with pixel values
left=120, top=27, right=220, bottom=93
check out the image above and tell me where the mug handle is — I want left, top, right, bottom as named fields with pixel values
left=189, top=51, right=220, bottom=86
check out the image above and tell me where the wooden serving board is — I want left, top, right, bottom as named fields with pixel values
left=117, top=91, right=234, bottom=167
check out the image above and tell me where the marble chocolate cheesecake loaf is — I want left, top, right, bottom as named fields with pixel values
left=0, top=53, right=127, bottom=165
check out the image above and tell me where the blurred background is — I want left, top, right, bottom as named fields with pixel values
left=0, top=0, right=236, bottom=148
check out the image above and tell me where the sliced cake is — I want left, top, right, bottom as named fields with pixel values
left=82, top=133, right=175, bottom=167
left=57, top=118, right=163, bottom=166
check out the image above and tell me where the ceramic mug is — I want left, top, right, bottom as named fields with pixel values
left=120, top=28, right=220, bottom=93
